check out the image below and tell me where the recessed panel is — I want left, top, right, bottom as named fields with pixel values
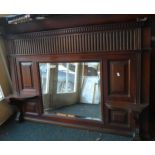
left=108, top=109, right=129, bottom=126
left=108, top=60, right=129, bottom=96
left=20, top=62, right=33, bottom=89
left=24, top=101, right=38, bottom=115
left=104, top=54, right=137, bottom=103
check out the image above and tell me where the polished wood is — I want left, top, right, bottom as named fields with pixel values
left=17, top=61, right=36, bottom=95
left=3, top=15, right=153, bottom=140
left=108, top=109, right=128, bottom=125
left=106, top=102, right=149, bottom=140
left=20, top=62, right=33, bottom=89
left=5, top=94, right=39, bottom=122
left=6, top=21, right=146, bottom=56
left=9, top=52, right=146, bottom=137
left=4, top=14, right=154, bottom=34
left=109, top=60, right=129, bottom=95
left=103, top=53, right=137, bottom=103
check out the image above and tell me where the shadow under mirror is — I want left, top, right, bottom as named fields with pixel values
left=39, top=62, right=101, bottom=121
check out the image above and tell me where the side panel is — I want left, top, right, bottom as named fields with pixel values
left=16, top=59, right=42, bottom=115
left=104, top=53, right=138, bottom=129
left=104, top=54, right=137, bottom=103
left=109, top=60, right=129, bottom=96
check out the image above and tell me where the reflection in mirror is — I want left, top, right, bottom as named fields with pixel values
left=39, top=62, right=101, bottom=121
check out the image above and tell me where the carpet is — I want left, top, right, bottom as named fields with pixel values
left=0, top=118, right=132, bottom=141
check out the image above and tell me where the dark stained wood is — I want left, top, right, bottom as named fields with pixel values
left=4, top=15, right=153, bottom=139
left=142, top=27, right=151, bottom=49
left=6, top=22, right=147, bottom=56
left=20, top=62, right=33, bottom=89
left=23, top=96, right=42, bottom=116
left=4, top=14, right=154, bottom=34
left=141, top=52, right=151, bottom=104
left=108, top=109, right=128, bottom=125
left=109, top=60, right=129, bottom=95
left=12, top=51, right=146, bottom=137
left=17, top=61, right=35, bottom=95
left=104, top=53, right=137, bottom=103
left=106, top=102, right=149, bottom=140
left=5, top=94, right=39, bottom=122
left=16, top=60, right=41, bottom=96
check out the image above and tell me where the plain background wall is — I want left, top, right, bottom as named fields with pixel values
left=0, top=37, right=13, bottom=125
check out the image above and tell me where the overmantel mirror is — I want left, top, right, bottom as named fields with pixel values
left=39, top=61, right=102, bottom=121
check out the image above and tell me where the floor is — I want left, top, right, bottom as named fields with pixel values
left=0, top=118, right=132, bottom=141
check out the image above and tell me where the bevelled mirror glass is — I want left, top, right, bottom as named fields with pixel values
left=39, top=62, right=101, bottom=121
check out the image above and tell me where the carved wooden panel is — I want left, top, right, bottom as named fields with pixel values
left=16, top=61, right=39, bottom=96
left=6, top=22, right=144, bottom=56
left=23, top=96, right=43, bottom=115
left=109, top=60, right=129, bottom=95
left=104, top=54, right=137, bottom=103
left=24, top=101, right=38, bottom=115
left=20, top=62, right=34, bottom=89
left=108, top=109, right=129, bottom=127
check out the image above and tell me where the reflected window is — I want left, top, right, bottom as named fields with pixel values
left=39, top=63, right=48, bottom=94
left=39, top=61, right=101, bottom=121
left=57, top=63, right=78, bottom=93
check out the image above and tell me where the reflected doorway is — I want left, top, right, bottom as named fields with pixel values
left=39, top=62, right=101, bottom=121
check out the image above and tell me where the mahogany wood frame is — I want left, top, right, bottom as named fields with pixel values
left=4, top=15, right=153, bottom=139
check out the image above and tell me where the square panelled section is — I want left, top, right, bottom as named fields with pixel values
left=109, top=60, right=129, bottom=95
left=23, top=101, right=39, bottom=115
left=16, top=60, right=40, bottom=96
left=16, top=58, right=42, bottom=115
left=104, top=54, right=137, bottom=103
left=108, top=109, right=129, bottom=128
left=20, top=62, right=34, bottom=89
